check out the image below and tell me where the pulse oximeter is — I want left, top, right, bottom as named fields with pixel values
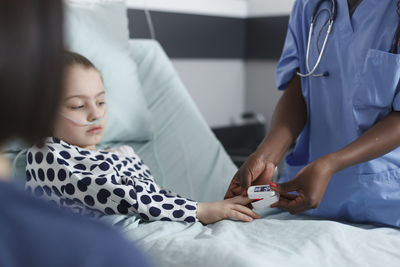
left=248, top=185, right=279, bottom=210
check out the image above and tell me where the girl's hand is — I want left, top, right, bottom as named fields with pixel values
left=271, top=157, right=335, bottom=214
left=224, top=152, right=276, bottom=199
left=196, top=196, right=261, bottom=225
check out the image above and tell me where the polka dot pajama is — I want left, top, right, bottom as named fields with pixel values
left=25, top=137, right=198, bottom=222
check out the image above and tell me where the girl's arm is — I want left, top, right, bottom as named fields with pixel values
left=60, top=167, right=260, bottom=224
left=26, top=142, right=260, bottom=224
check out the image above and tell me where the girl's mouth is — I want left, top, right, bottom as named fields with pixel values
left=87, top=126, right=102, bottom=134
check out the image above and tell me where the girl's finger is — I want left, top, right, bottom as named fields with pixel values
left=233, top=204, right=261, bottom=219
left=229, top=195, right=253, bottom=205
left=229, top=210, right=253, bottom=222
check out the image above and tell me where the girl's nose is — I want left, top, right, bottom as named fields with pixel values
left=87, top=104, right=104, bottom=122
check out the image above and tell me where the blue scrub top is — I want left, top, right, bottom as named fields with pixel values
left=276, top=0, right=400, bottom=228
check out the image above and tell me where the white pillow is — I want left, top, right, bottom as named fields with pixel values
left=64, top=0, right=152, bottom=143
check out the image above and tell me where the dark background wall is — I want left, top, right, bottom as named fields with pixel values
left=128, top=9, right=289, bottom=59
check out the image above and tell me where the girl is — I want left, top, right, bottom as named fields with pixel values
left=25, top=51, right=260, bottom=224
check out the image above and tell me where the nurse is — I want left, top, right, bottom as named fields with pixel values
left=225, top=0, right=400, bottom=228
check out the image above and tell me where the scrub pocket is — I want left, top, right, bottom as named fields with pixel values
left=358, top=168, right=400, bottom=227
left=353, top=49, right=400, bottom=133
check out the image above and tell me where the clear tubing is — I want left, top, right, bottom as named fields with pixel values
left=59, top=112, right=105, bottom=126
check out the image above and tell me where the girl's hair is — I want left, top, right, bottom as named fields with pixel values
left=0, top=0, right=64, bottom=146
left=63, top=51, right=103, bottom=85
left=63, top=51, right=98, bottom=70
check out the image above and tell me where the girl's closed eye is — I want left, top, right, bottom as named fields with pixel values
left=70, top=105, right=84, bottom=110
left=66, top=99, right=85, bottom=110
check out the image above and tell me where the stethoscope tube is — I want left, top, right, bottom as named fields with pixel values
left=297, top=20, right=333, bottom=78
left=298, top=0, right=400, bottom=78
left=297, top=0, right=336, bottom=78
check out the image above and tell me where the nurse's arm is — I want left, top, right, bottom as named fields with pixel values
left=271, top=111, right=400, bottom=214
left=326, top=111, right=400, bottom=173
left=224, top=74, right=307, bottom=198
left=256, top=74, right=307, bottom=166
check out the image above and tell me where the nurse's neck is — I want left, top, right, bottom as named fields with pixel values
left=347, top=0, right=363, bottom=17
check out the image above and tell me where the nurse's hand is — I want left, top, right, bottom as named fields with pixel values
left=224, top=152, right=276, bottom=199
left=271, top=158, right=334, bottom=214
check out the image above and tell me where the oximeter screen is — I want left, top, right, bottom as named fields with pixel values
left=254, top=186, right=270, bottom=192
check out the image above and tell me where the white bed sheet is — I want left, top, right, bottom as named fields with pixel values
left=102, top=209, right=400, bottom=267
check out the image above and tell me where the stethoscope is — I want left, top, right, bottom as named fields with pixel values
left=297, top=0, right=337, bottom=78
left=297, top=0, right=400, bottom=78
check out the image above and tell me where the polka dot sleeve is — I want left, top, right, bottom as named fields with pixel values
left=25, top=138, right=198, bottom=222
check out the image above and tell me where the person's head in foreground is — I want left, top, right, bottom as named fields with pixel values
left=0, top=1, right=151, bottom=266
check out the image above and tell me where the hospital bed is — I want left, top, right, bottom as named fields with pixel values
left=9, top=39, right=400, bottom=267
left=105, top=40, right=400, bottom=267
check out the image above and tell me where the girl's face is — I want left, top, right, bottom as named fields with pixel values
left=54, top=65, right=107, bottom=149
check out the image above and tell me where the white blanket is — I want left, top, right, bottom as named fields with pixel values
left=102, top=209, right=400, bottom=267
